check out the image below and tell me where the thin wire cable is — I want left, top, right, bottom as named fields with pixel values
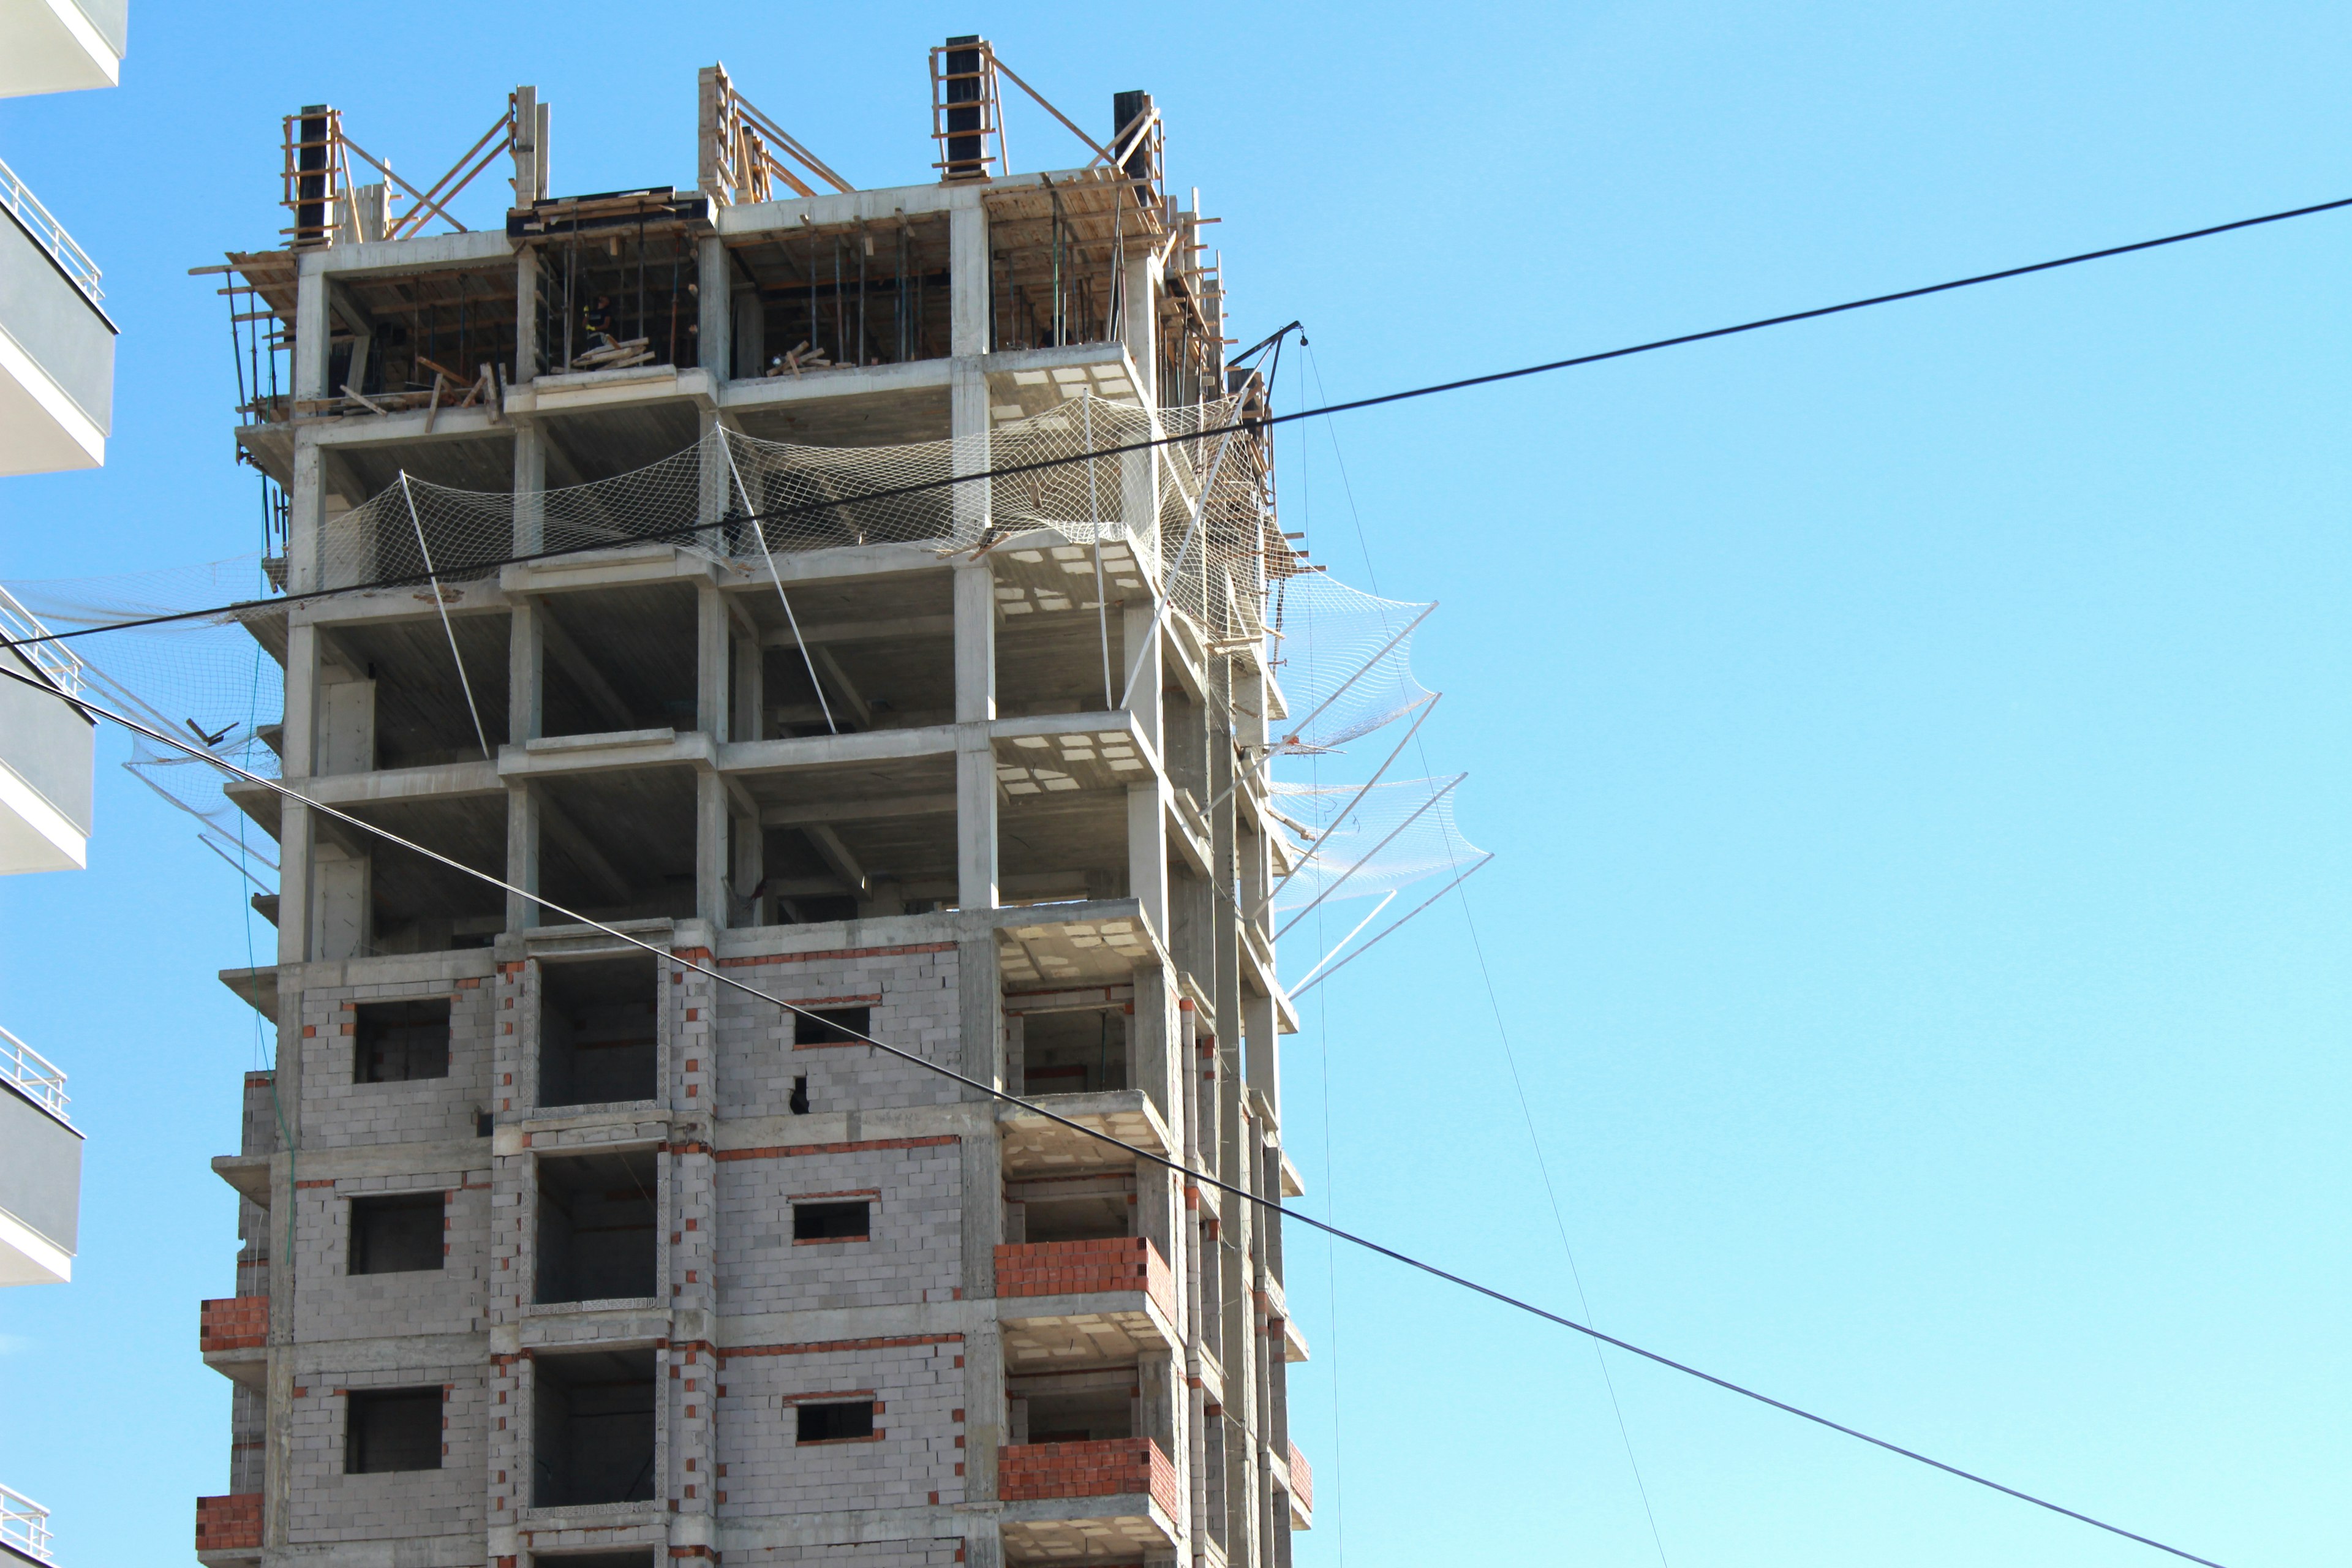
left=15, top=191, right=2352, bottom=653
left=0, top=636, right=2236, bottom=1568
left=1301, top=339, right=1678, bottom=1562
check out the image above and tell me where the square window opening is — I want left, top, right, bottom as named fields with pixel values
left=345, top=1387, right=443, bottom=1473
left=538, top=954, right=659, bottom=1107
left=536, top=1148, right=658, bottom=1305
left=350, top=1191, right=447, bottom=1275
left=792, top=1200, right=870, bottom=1242
left=796, top=1400, right=875, bottom=1444
left=355, top=998, right=452, bottom=1083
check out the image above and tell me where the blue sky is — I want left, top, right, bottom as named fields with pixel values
left=4, top=2, right=2348, bottom=1564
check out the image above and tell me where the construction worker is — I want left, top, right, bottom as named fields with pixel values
left=582, top=294, right=619, bottom=349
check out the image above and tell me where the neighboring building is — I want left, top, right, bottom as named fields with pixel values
left=198, top=43, right=1310, bottom=1568
left=1, top=7, right=125, bottom=1563
left=0, top=0, right=120, bottom=476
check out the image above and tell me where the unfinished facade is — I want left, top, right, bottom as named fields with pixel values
left=199, top=42, right=1313, bottom=1568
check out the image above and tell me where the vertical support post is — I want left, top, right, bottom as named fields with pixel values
left=694, top=771, right=727, bottom=930
left=504, top=782, right=540, bottom=933
left=292, top=258, right=330, bottom=404
left=698, top=237, right=730, bottom=380
left=954, top=564, right=998, bottom=913
left=513, top=245, right=540, bottom=388
left=1125, top=599, right=1166, bottom=938
left=508, top=597, right=543, bottom=746
left=959, top=932, right=1006, bottom=1568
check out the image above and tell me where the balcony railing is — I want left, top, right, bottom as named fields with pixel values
left=0, top=158, right=102, bottom=307
left=1000, top=1437, right=1181, bottom=1521
left=200, top=1296, right=270, bottom=1353
left=0, top=1485, right=53, bottom=1564
left=0, top=1027, right=69, bottom=1124
left=0, top=586, right=83, bottom=699
left=194, top=1493, right=263, bottom=1555
left=1290, top=1441, right=1313, bottom=1521
left=996, top=1236, right=1176, bottom=1322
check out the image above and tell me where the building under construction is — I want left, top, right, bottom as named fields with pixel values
left=195, top=40, right=1321, bottom=1568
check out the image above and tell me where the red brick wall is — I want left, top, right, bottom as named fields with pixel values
left=195, top=1492, right=263, bottom=1552
left=200, top=1296, right=269, bottom=1353
left=1290, top=1441, right=1312, bottom=1515
left=999, top=1438, right=1178, bottom=1520
left=993, top=1237, right=1176, bottom=1322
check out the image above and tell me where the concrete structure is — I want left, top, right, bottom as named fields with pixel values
left=0, top=0, right=118, bottom=1455
left=0, top=1024, right=78, bottom=1287
left=0, top=0, right=121, bottom=476
left=202, top=48, right=1309, bottom=1568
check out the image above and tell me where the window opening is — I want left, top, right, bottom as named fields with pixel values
left=793, top=1006, right=870, bottom=1046
left=346, top=1387, right=442, bottom=1473
left=796, top=1401, right=875, bottom=1443
left=350, top=1191, right=445, bottom=1274
left=536, top=1148, right=658, bottom=1303
left=793, top=1200, right=870, bottom=1242
left=538, top=955, right=658, bottom=1106
left=533, top=1349, right=656, bottom=1506
left=355, top=998, right=451, bottom=1082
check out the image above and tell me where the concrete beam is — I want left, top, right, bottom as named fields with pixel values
left=718, top=724, right=956, bottom=775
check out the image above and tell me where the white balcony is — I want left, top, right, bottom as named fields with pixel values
left=0, top=0, right=126, bottom=97
left=0, top=588, right=92, bottom=874
left=0, top=1482, right=56, bottom=1564
left=0, top=1027, right=80, bottom=1287
left=0, top=156, right=113, bottom=475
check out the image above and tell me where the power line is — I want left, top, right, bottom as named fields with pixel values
left=0, top=658, right=2236, bottom=1568
left=10, top=190, right=2350, bottom=653
left=1302, top=338, right=1672, bottom=1566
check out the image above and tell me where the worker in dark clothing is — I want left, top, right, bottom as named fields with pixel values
left=582, top=295, right=619, bottom=348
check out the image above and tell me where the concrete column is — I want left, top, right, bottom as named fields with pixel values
left=507, top=597, right=543, bottom=745
left=695, top=579, right=728, bottom=739
left=1125, top=599, right=1167, bottom=938
left=512, top=421, right=546, bottom=558
left=504, top=784, right=539, bottom=932
left=288, top=437, right=325, bottom=595
left=1121, top=247, right=1158, bottom=408
left=293, top=258, right=330, bottom=403
left=954, top=564, right=998, bottom=911
left=950, top=192, right=989, bottom=357
left=694, top=771, right=727, bottom=929
left=698, top=237, right=730, bottom=380
left=513, top=247, right=540, bottom=385
left=959, top=934, right=1007, bottom=1567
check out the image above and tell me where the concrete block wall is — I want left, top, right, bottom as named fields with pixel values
left=714, top=1336, right=968, bottom=1515
left=292, top=1167, right=491, bottom=1341
left=298, top=964, right=497, bottom=1148
left=714, top=944, right=962, bottom=1118
left=286, top=1365, right=487, bottom=1545
left=714, top=1139, right=963, bottom=1313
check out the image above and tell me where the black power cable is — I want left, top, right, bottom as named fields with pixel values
left=9, top=190, right=2350, bottom=654
left=0, top=658, right=2238, bottom=1568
